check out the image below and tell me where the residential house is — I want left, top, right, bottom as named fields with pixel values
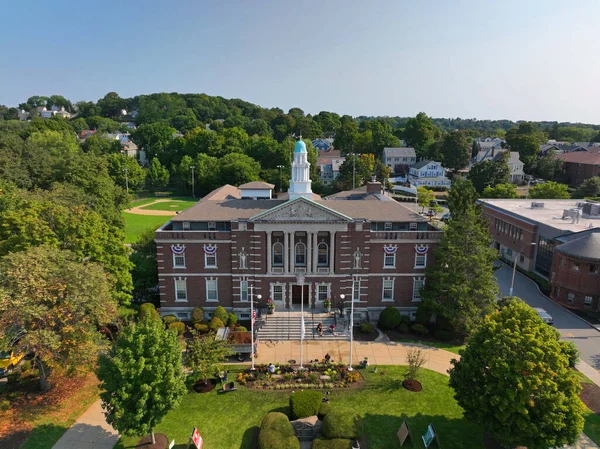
left=555, top=152, right=600, bottom=187
left=39, top=106, right=72, bottom=119
left=317, top=150, right=345, bottom=185
left=17, top=109, right=30, bottom=121
left=79, top=129, right=97, bottom=139
left=121, top=141, right=139, bottom=158
left=312, top=138, right=334, bottom=152
left=474, top=148, right=524, bottom=184
left=382, top=147, right=417, bottom=175
left=408, top=160, right=451, bottom=188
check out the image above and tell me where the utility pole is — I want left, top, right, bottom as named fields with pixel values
left=122, top=167, right=129, bottom=194
left=277, top=165, right=284, bottom=194
left=296, top=273, right=305, bottom=369
left=190, top=165, right=196, bottom=198
left=347, top=153, right=358, bottom=190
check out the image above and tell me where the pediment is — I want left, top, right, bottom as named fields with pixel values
left=250, top=197, right=351, bottom=223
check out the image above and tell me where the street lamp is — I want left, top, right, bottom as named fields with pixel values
left=190, top=165, right=196, bottom=198
left=339, top=285, right=355, bottom=371
left=277, top=165, right=284, bottom=194
left=296, top=273, right=305, bottom=369
left=509, top=243, right=536, bottom=297
left=347, top=153, right=359, bottom=190
left=249, top=284, right=261, bottom=371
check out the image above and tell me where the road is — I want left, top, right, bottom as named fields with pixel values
left=495, top=264, right=600, bottom=370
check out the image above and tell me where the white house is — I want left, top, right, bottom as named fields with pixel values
left=408, top=160, right=451, bottom=188
left=382, top=147, right=417, bottom=174
left=501, top=151, right=524, bottom=183
left=317, top=152, right=345, bottom=185
left=39, top=106, right=71, bottom=119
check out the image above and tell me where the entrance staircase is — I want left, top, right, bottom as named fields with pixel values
left=256, top=311, right=349, bottom=341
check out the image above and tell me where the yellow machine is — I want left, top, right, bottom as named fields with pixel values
left=0, top=343, right=25, bottom=377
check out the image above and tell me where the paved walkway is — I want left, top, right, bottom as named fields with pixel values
left=52, top=399, right=118, bottom=449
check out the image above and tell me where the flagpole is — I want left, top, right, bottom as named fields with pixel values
left=297, top=273, right=305, bottom=370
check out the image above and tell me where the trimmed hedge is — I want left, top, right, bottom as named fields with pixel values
left=378, top=306, right=401, bottom=330
left=318, top=402, right=332, bottom=420
left=397, top=323, right=409, bottom=334
left=290, top=390, right=322, bottom=419
left=139, top=302, right=159, bottom=321
left=117, top=304, right=139, bottom=323
left=322, top=409, right=363, bottom=440
left=312, top=437, right=353, bottom=449
left=228, top=312, right=238, bottom=326
left=236, top=325, right=248, bottom=332
left=209, top=317, right=225, bottom=332
left=260, top=412, right=295, bottom=437
left=411, top=323, right=429, bottom=336
left=194, top=323, right=209, bottom=334
left=192, top=306, right=205, bottom=323
left=162, top=315, right=178, bottom=326
left=258, top=429, right=300, bottom=449
left=359, top=322, right=374, bottom=333
left=168, top=321, right=185, bottom=336
left=212, top=306, right=229, bottom=323
left=400, top=315, right=411, bottom=325
left=415, top=304, right=432, bottom=325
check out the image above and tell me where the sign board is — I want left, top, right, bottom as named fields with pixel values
left=191, top=427, right=203, bottom=449
left=422, top=424, right=439, bottom=448
left=397, top=421, right=413, bottom=446
left=169, top=440, right=175, bottom=449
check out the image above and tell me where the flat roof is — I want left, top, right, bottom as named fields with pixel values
left=480, top=199, right=600, bottom=233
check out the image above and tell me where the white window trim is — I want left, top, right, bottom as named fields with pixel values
left=272, top=242, right=284, bottom=267
left=317, top=242, right=329, bottom=266
left=352, top=279, right=360, bottom=302
left=206, top=278, right=218, bottom=302
left=567, top=292, right=574, bottom=303
left=315, top=282, right=331, bottom=302
left=173, top=253, right=186, bottom=269
left=414, top=253, right=427, bottom=269
left=240, top=280, right=248, bottom=302
left=205, top=253, right=217, bottom=269
left=584, top=296, right=593, bottom=306
left=412, top=277, right=425, bottom=302
left=382, top=278, right=394, bottom=302
left=271, top=283, right=285, bottom=302
left=384, top=252, right=396, bottom=269
left=174, top=278, right=187, bottom=303
left=295, top=242, right=307, bottom=266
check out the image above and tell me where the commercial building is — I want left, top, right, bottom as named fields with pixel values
left=555, top=152, right=600, bottom=187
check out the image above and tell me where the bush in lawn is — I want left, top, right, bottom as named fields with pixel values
left=312, top=437, right=353, bottom=449
left=208, top=317, right=225, bottom=332
left=563, top=341, right=580, bottom=368
left=397, top=323, right=409, bottom=334
left=162, top=315, right=178, bottom=326
left=139, top=302, right=159, bottom=321
left=378, top=306, right=401, bottom=330
left=236, top=325, right=248, bottom=332
left=168, top=321, right=185, bottom=336
left=118, top=304, right=139, bottom=323
left=212, top=306, right=229, bottom=323
left=259, top=412, right=299, bottom=449
left=400, top=314, right=411, bottom=325
left=260, top=412, right=295, bottom=436
left=289, top=390, right=322, bottom=419
left=318, top=402, right=332, bottom=420
left=191, top=306, right=205, bottom=323
left=411, top=323, right=429, bottom=336
left=359, top=322, right=374, bottom=333
left=228, top=312, right=238, bottom=326
left=194, top=323, right=209, bottom=334
left=322, top=409, right=363, bottom=440
left=435, top=329, right=455, bottom=341
left=415, top=303, right=432, bottom=325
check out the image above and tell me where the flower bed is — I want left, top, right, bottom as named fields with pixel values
left=237, top=363, right=363, bottom=390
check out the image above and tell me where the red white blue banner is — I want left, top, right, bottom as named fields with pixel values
left=383, top=245, right=398, bottom=255
left=414, top=244, right=429, bottom=255
left=252, top=309, right=256, bottom=325
left=171, top=244, right=186, bottom=255
left=203, top=244, right=218, bottom=255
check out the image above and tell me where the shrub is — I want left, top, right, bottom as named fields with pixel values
left=208, top=317, right=225, bottom=332
left=411, top=323, right=429, bottom=336
left=117, top=304, right=139, bottom=322
left=359, top=322, right=374, bottom=333
left=236, top=325, right=248, bottom=332
left=415, top=304, right=432, bottom=325
left=228, top=312, right=238, bottom=326
left=563, top=341, right=580, bottom=368
left=289, top=390, right=322, bottom=419
left=378, top=306, right=401, bottom=330
left=168, top=321, right=185, bottom=336
left=400, top=315, right=411, bottom=325
left=405, top=347, right=426, bottom=381
left=192, top=306, right=205, bottom=323
left=259, top=430, right=300, bottom=449
left=318, top=402, right=332, bottom=420
left=212, top=306, right=229, bottom=323
left=312, top=437, right=353, bottom=449
left=397, top=323, right=409, bottom=334
left=194, top=323, right=209, bottom=334
left=435, top=330, right=455, bottom=342
left=139, top=302, right=159, bottom=321
left=436, top=314, right=454, bottom=332
left=162, top=315, right=178, bottom=326
left=0, top=400, right=10, bottom=412
left=260, top=412, right=295, bottom=436
left=322, top=409, right=363, bottom=440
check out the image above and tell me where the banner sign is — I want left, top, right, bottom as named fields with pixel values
left=414, top=244, right=430, bottom=255
left=191, top=427, right=203, bottom=449
left=169, top=440, right=175, bottom=449
left=383, top=245, right=398, bottom=255
left=422, top=424, right=439, bottom=448
left=397, top=421, right=413, bottom=446
left=171, top=244, right=186, bottom=255
left=203, top=244, right=218, bottom=255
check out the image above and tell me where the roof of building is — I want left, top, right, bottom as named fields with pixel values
left=294, top=139, right=307, bottom=153
left=412, top=160, right=435, bottom=170
left=238, top=181, right=275, bottom=190
left=556, top=152, right=600, bottom=165
left=480, top=199, right=600, bottom=233
left=555, top=230, right=600, bottom=261
left=277, top=192, right=322, bottom=201
left=382, top=147, right=416, bottom=158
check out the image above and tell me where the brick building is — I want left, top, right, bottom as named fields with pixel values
left=155, top=137, right=442, bottom=322
left=555, top=152, right=600, bottom=187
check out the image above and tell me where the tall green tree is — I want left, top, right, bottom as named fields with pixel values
left=446, top=179, right=478, bottom=218
left=333, top=115, right=359, bottom=153
left=573, top=176, right=600, bottom=199
left=482, top=183, right=518, bottom=198
left=533, top=150, right=564, bottom=181
left=529, top=181, right=570, bottom=199
left=97, top=315, right=187, bottom=445
left=335, top=154, right=371, bottom=190
left=185, top=333, right=233, bottom=383
left=0, top=246, right=117, bottom=391
left=402, top=112, right=441, bottom=157
left=471, top=140, right=480, bottom=159
left=97, top=92, right=125, bottom=118
left=107, top=154, right=146, bottom=191
left=130, top=229, right=159, bottom=302
left=417, top=186, right=436, bottom=212
left=506, top=122, right=546, bottom=169
left=467, top=151, right=511, bottom=194
left=147, top=158, right=170, bottom=190
left=449, top=298, right=584, bottom=449
left=218, top=153, right=261, bottom=186
left=131, top=123, right=176, bottom=161
left=441, top=131, right=471, bottom=171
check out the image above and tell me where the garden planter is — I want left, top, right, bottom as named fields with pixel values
left=402, top=379, right=422, bottom=392
left=268, top=309, right=274, bottom=315
left=193, top=379, right=216, bottom=393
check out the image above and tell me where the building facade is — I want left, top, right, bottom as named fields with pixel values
left=382, top=147, right=417, bottom=175
left=408, top=160, right=451, bottom=188
left=155, top=138, right=442, bottom=322
left=556, top=153, right=600, bottom=187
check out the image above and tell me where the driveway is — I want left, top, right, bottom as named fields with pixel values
left=495, top=265, right=600, bottom=370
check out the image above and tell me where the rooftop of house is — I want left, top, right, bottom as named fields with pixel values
left=480, top=199, right=600, bottom=233
left=555, top=229, right=600, bottom=261
left=556, top=152, right=600, bottom=165
left=382, top=147, right=416, bottom=158
left=238, top=181, right=275, bottom=190
left=411, top=160, right=442, bottom=170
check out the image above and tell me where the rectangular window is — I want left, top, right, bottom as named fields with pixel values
left=208, top=222, right=216, bottom=231
left=273, top=285, right=283, bottom=301
left=173, top=253, right=186, bottom=268
left=240, top=280, right=248, bottom=302
left=384, top=222, right=392, bottom=231
left=182, top=221, right=190, bottom=230
left=206, top=279, right=218, bottom=301
left=560, top=258, right=566, bottom=268
left=414, top=253, right=427, bottom=268
left=567, top=292, right=574, bottom=303
left=384, top=253, right=396, bottom=268
left=353, top=280, right=360, bottom=302
left=519, top=254, right=525, bottom=263
left=205, top=253, right=217, bottom=268
left=590, top=264, right=599, bottom=274
left=412, top=278, right=424, bottom=302
left=572, top=262, right=580, bottom=272
left=175, top=279, right=187, bottom=302
left=585, top=296, right=593, bottom=306
left=382, top=279, right=394, bottom=301
left=506, top=248, right=513, bottom=256
left=317, top=285, right=329, bottom=302
left=409, top=223, right=418, bottom=231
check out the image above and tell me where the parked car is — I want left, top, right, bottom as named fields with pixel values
left=534, top=307, right=554, bottom=325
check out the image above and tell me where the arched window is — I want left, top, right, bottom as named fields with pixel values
left=295, top=242, right=306, bottom=266
left=272, top=242, right=283, bottom=266
left=317, top=242, right=328, bottom=266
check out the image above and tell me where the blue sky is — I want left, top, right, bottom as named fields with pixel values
left=1, top=0, right=599, bottom=123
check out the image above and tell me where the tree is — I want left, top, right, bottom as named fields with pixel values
left=131, top=123, right=175, bottom=161
left=335, top=154, right=370, bottom=190
left=97, top=92, right=125, bottom=118
left=81, top=134, right=122, bottom=156
left=422, top=180, right=499, bottom=335
left=129, top=228, right=158, bottom=302
left=573, top=176, right=600, bottom=199
left=505, top=122, right=546, bottom=169
left=471, top=140, right=480, bottom=159
left=333, top=115, right=358, bottom=153
left=441, top=131, right=471, bottom=171
left=529, top=181, right=570, bottom=199
left=467, top=151, right=510, bottom=194
left=71, top=117, right=89, bottom=134
left=482, top=183, right=518, bottom=199
left=185, top=332, right=233, bottom=383
left=417, top=186, right=436, bottom=212
left=533, top=150, right=564, bottom=181
left=403, top=112, right=441, bottom=157
left=97, top=315, right=187, bottom=445
left=107, top=154, right=146, bottom=191
left=449, top=298, right=584, bottom=448
left=0, top=246, right=117, bottom=391
left=147, top=158, right=170, bottom=190
left=218, top=153, right=261, bottom=186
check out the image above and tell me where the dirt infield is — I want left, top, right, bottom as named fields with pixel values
left=125, top=199, right=179, bottom=216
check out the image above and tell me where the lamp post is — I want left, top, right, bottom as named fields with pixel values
left=277, top=165, right=284, bottom=194
left=347, top=153, right=359, bottom=190
left=190, top=165, right=196, bottom=198
left=249, top=284, right=261, bottom=371
left=509, top=243, right=536, bottom=297
left=296, top=273, right=305, bottom=369
left=339, top=289, right=355, bottom=370
left=122, top=167, right=129, bottom=194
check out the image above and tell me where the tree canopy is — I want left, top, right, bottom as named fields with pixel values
left=529, top=181, right=570, bottom=199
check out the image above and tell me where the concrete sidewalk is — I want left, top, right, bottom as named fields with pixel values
left=52, top=399, right=118, bottom=449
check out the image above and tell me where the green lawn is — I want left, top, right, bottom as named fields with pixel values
left=139, top=200, right=197, bottom=211
left=122, top=212, right=171, bottom=243
left=584, top=408, right=600, bottom=445
left=115, top=366, right=484, bottom=449
left=393, top=339, right=466, bottom=355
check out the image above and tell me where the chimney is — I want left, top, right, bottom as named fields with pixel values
left=366, top=180, right=382, bottom=194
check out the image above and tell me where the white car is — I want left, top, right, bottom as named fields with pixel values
left=534, top=307, right=554, bottom=325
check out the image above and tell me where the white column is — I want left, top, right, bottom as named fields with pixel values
left=312, top=232, right=319, bottom=272
left=329, top=232, right=335, bottom=273
left=307, top=232, right=312, bottom=273
left=284, top=232, right=289, bottom=274
left=290, top=232, right=295, bottom=273
left=266, top=231, right=272, bottom=274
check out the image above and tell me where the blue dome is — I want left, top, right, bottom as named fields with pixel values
left=294, top=139, right=307, bottom=153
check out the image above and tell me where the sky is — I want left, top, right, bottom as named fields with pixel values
left=1, top=0, right=599, bottom=123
